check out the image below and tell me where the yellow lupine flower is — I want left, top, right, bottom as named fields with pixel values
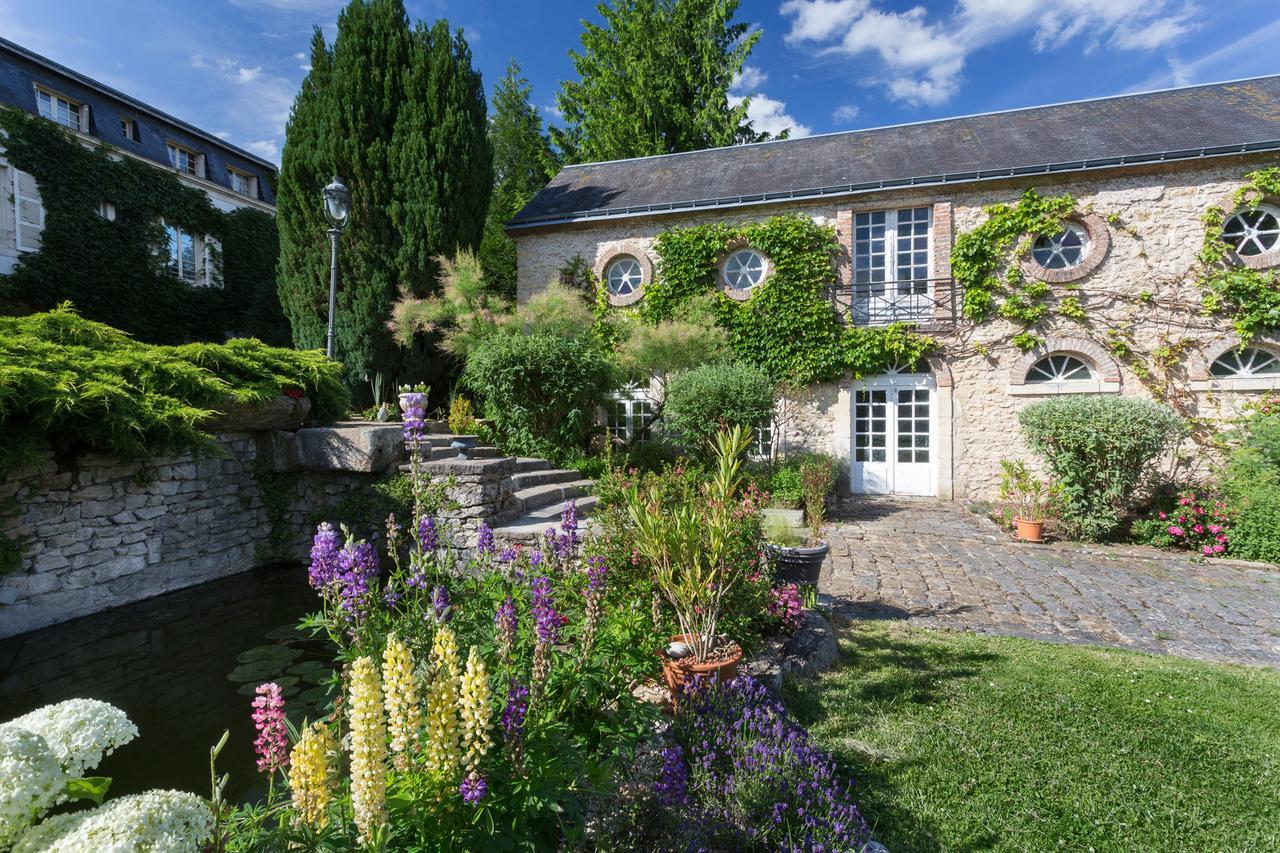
left=382, top=633, right=421, bottom=771
left=424, top=625, right=461, bottom=778
left=459, top=646, right=492, bottom=774
left=348, top=655, right=387, bottom=846
left=289, top=721, right=336, bottom=828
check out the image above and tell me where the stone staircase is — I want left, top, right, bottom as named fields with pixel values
left=403, top=435, right=598, bottom=547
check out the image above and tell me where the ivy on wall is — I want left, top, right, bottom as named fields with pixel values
left=1196, top=166, right=1280, bottom=341
left=609, top=214, right=935, bottom=385
left=951, top=188, right=1078, bottom=350
left=0, top=109, right=286, bottom=344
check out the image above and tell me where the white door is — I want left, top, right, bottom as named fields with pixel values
left=851, top=373, right=936, bottom=496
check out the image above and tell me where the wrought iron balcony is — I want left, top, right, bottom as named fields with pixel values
left=825, top=277, right=959, bottom=328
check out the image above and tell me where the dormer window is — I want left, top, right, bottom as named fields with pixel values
left=120, top=118, right=139, bottom=142
left=167, top=143, right=202, bottom=177
left=35, top=87, right=84, bottom=132
left=227, top=168, right=257, bottom=198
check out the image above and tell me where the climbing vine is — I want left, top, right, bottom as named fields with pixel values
left=951, top=188, right=1078, bottom=349
left=614, top=214, right=936, bottom=384
left=1196, top=166, right=1280, bottom=341
left=0, top=108, right=286, bottom=344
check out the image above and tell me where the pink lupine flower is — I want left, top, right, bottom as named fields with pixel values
left=1213, top=544, right=1225, bottom=553
left=1167, top=526, right=1185, bottom=537
left=1193, top=524, right=1205, bottom=534
left=1208, top=524, right=1222, bottom=534
left=1158, top=512, right=1167, bottom=520
left=1202, top=545, right=1214, bottom=556
left=252, top=682, right=289, bottom=774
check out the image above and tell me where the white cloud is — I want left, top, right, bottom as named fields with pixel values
left=732, top=93, right=812, bottom=138
left=246, top=140, right=280, bottom=160
left=781, top=0, right=1202, bottom=106
left=832, top=104, right=860, bottom=123
left=236, top=66, right=262, bottom=84
left=228, top=0, right=345, bottom=12
left=733, top=65, right=769, bottom=92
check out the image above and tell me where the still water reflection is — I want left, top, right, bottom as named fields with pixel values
left=0, top=563, right=331, bottom=803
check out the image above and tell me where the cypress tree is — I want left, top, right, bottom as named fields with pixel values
left=480, top=60, right=558, bottom=299
left=554, top=0, right=771, bottom=163
left=276, top=0, right=490, bottom=394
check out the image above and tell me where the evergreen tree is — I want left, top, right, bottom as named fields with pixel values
left=554, top=0, right=771, bottom=163
left=275, top=0, right=491, bottom=394
left=480, top=60, right=558, bottom=299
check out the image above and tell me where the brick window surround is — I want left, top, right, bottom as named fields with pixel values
left=1019, top=212, right=1110, bottom=284
left=1188, top=333, right=1280, bottom=391
left=593, top=240, right=654, bottom=307
left=1008, top=336, right=1121, bottom=395
left=1212, top=189, right=1280, bottom=271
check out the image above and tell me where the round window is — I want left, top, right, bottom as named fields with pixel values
left=1031, top=222, right=1090, bottom=270
left=1210, top=347, right=1280, bottom=378
left=605, top=255, right=643, bottom=297
left=1025, top=354, right=1093, bottom=383
left=722, top=249, right=767, bottom=291
left=1222, top=205, right=1280, bottom=257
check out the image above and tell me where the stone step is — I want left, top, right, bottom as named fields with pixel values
left=492, top=495, right=601, bottom=543
left=514, top=457, right=551, bottom=474
left=495, top=480, right=594, bottom=521
left=506, top=468, right=582, bottom=491
left=425, top=444, right=502, bottom=461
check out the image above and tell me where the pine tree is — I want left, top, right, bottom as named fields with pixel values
left=276, top=0, right=491, bottom=394
left=480, top=60, right=558, bottom=299
left=554, top=0, right=771, bottom=164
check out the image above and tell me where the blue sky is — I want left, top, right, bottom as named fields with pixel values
left=4, top=0, right=1279, bottom=165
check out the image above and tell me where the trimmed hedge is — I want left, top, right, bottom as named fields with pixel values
left=0, top=305, right=348, bottom=474
left=663, top=362, right=775, bottom=449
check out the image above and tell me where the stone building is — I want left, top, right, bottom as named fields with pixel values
left=506, top=76, right=1280, bottom=500
left=0, top=36, right=276, bottom=279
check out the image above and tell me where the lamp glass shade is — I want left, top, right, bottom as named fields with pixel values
left=323, top=177, right=351, bottom=228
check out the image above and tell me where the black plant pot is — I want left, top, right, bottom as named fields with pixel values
left=768, top=540, right=829, bottom=585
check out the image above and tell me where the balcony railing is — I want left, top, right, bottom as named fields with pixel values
left=825, top=277, right=959, bottom=327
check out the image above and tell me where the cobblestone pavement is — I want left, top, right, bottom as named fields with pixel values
left=821, top=498, right=1280, bottom=668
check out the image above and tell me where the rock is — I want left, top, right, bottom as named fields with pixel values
left=296, top=422, right=408, bottom=473
left=204, top=394, right=312, bottom=431
left=745, top=609, right=840, bottom=693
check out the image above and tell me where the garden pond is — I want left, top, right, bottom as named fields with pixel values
left=0, top=563, right=334, bottom=803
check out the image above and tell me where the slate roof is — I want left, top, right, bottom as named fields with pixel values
left=0, top=36, right=277, bottom=205
left=509, top=76, right=1280, bottom=230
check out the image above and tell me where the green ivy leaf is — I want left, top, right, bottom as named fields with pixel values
left=63, top=776, right=112, bottom=805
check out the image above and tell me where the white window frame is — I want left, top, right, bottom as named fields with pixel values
left=167, top=143, right=203, bottom=178
left=851, top=206, right=933, bottom=325
left=750, top=418, right=775, bottom=460
left=227, top=168, right=256, bottom=198
left=119, top=117, right=138, bottom=142
left=163, top=222, right=216, bottom=286
left=34, top=86, right=86, bottom=132
left=14, top=168, right=44, bottom=253
left=605, top=386, right=655, bottom=442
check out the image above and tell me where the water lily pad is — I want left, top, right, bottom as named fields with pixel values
left=287, top=661, right=331, bottom=684
left=228, top=660, right=290, bottom=683
left=264, top=624, right=304, bottom=641
left=237, top=644, right=303, bottom=665
left=297, top=685, right=335, bottom=711
left=236, top=676, right=300, bottom=697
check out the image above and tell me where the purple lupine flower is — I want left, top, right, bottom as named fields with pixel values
left=308, top=523, right=341, bottom=589
left=497, top=546, right=517, bottom=563
left=501, top=682, right=529, bottom=740
left=530, top=575, right=561, bottom=645
left=401, top=392, right=427, bottom=447
left=654, top=745, right=688, bottom=807
left=385, top=513, right=401, bottom=554
left=529, top=550, right=544, bottom=571
left=335, top=539, right=379, bottom=624
left=586, top=554, right=607, bottom=593
left=432, top=585, right=451, bottom=623
left=459, top=771, right=488, bottom=805
left=418, top=516, right=438, bottom=552
left=476, top=521, right=495, bottom=555
left=494, top=596, right=517, bottom=663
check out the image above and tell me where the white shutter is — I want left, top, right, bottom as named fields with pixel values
left=203, top=235, right=222, bottom=287
left=15, top=169, right=44, bottom=252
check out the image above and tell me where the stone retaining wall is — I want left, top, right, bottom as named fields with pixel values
left=0, top=422, right=407, bottom=638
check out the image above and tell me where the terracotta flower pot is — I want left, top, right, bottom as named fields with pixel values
left=659, top=634, right=743, bottom=702
left=1014, top=517, right=1045, bottom=543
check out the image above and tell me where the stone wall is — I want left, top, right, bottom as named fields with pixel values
left=512, top=153, right=1280, bottom=499
left=0, top=423, right=406, bottom=638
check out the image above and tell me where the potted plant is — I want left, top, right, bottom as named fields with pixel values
left=768, top=455, right=834, bottom=584
left=626, top=425, right=754, bottom=698
left=999, top=459, right=1054, bottom=542
left=397, top=383, right=429, bottom=415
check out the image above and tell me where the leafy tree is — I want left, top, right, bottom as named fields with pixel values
left=480, top=61, right=559, bottom=299
left=275, top=0, right=491, bottom=394
left=554, top=0, right=774, bottom=163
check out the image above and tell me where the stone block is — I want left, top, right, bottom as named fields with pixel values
left=73, top=483, right=115, bottom=501
left=204, top=394, right=311, bottom=431
left=31, top=552, right=69, bottom=573
left=296, top=423, right=408, bottom=473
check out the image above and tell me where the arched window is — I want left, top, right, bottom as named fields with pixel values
left=1222, top=205, right=1280, bottom=257
left=1210, top=347, right=1280, bottom=378
left=1025, top=354, right=1093, bottom=383
left=721, top=248, right=767, bottom=291
left=605, top=255, right=643, bottom=297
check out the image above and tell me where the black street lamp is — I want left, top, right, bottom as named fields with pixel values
left=322, top=176, right=351, bottom=360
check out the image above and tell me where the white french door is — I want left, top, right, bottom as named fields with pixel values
left=852, top=207, right=932, bottom=325
left=852, top=372, right=936, bottom=496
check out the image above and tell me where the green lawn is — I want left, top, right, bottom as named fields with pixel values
left=783, top=621, right=1280, bottom=852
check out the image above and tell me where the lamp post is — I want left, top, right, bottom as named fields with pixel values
left=322, top=176, right=351, bottom=360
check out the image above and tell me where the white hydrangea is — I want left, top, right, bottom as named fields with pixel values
left=1, top=699, right=138, bottom=777
left=12, top=790, right=213, bottom=853
left=0, top=727, right=65, bottom=849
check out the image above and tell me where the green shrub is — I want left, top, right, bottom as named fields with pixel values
left=1018, top=396, right=1184, bottom=541
left=1221, top=414, right=1280, bottom=562
left=463, top=333, right=618, bottom=457
left=662, top=362, right=775, bottom=449
left=0, top=305, right=348, bottom=474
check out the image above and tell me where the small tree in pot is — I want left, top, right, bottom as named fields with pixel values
left=625, top=425, right=755, bottom=690
left=998, top=459, right=1056, bottom=542
left=768, top=455, right=834, bottom=584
